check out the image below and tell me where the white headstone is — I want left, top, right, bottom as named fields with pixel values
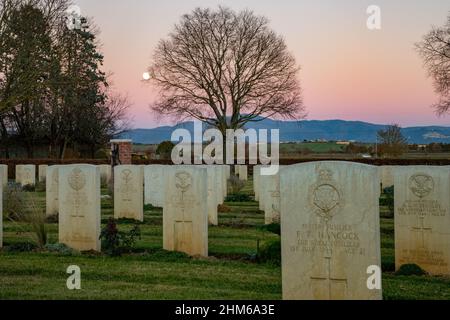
left=163, top=166, right=208, bottom=256
left=15, top=165, right=21, bottom=183
left=261, top=172, right=280, bottom=224
left=59, top=165, right=101, bottom=251
left=16, top=165, right=35, bottom=186
left=254, top=165, right=261, bottom=201
left=381, top=166, right=395, bottom=190
left=214, top=166, right=225, bottom=205
left=200, top=166, right=219, bottom=225
left=46, top=166, right=60, bottom=216
left=114, top=165, right=143, bottom=221
left=394, top=166, right=450, bottom=275
left=0, top=164, right=7, bottom=187
left=238, top=165, right=248, bottom=181
left=99, top=164, right=112, bottom=186
left=222, top=165, right=229, bottom=198
left=38, top=164, right=48, bottom=183
left=144, top=165, right=166, bottom=207
left=280, top=161, right=382, bottom=300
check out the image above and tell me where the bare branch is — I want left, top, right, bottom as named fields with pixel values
left=148, top=6, right=305, bottom=132
left=416, top=12, right=450, bottom=114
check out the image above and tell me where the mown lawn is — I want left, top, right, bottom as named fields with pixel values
left=1, top=179, right=449, bottom=300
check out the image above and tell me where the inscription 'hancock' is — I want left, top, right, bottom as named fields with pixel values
left=291, top=223, right=362, bottom=255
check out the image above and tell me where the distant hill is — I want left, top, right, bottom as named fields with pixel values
left=117, top=119, right=450, bottom=144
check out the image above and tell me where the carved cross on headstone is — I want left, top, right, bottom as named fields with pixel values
left=174, top=190, right=193, bottom=252
left=70, top=192, right=85, bottom=218
left=412, top=216, right=432, bottom=248
left=310, top=256, right=348, bottom=300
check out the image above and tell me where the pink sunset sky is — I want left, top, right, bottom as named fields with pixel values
left=75, top=0, right=450, bottom=129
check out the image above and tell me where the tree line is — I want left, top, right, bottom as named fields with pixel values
left=0, top=0, right=130, bottom=159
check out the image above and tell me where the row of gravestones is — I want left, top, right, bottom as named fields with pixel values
left=1, top=161, right=450, bottom=299
left=0, top=164, right=113, bottom=187
left=252, top=162, right=450, bottom=299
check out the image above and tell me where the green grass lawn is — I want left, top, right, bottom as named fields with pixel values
left=1, top=179, right=450, bottom=300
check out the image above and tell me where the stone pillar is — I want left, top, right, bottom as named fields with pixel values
left=110, top=139, right=133, bottom=165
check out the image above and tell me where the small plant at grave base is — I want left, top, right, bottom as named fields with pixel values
left=4, top=184, right=26, bottom=220
left=5, top=241, right=38, bottom=252
left=395, top=264, right=428, bottom=276
left=6, top=186, right=48, bottom=248
left=228, top=175, right=245, bottom=194
left=21, top=184, right=36, bottom=192
left=225, top=193, right=251, bottom=202
left=259, top=223, right=281, bottom=236
left=256, top=239, right=281, bottom=266
left=100, top=218, right=141, bottom=256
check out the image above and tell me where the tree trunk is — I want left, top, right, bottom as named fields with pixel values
left=26, top=142, right=34, bottom=159
left=60, top=139, right=67, bottom=160
left=0, top=119, right=10, bottom=159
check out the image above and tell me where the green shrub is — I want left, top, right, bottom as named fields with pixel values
left=257, top=239, right=281, bottom=266
left=5, top=242, right=38, bottom=252
left=156, top=141, right=175, bottom=159
left=395, top=264, right=427, bottom=276
left=260, top=223, right=281, bottom=235
left=21, top=184, right=36, bottom=192
left=100, top=218, right=141, bottom=256
left=226, top=193, right=251, bottom=202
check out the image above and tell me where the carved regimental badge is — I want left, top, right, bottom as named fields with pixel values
left=175, top=171, right=192, bottom=193
left=68, top=167, right=86, bottom=191
left=309, top=168, right=343, bottom=222
left=121, top=169, right=133, bottom=184
left=409, top=173, right=434, bottom=198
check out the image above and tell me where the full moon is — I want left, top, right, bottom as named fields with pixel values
left=142, top=72, right=150, bottom=80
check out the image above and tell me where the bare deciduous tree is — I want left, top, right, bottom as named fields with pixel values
left=416, top=12, right=450, bottom=114
left=377, top=124, right=408, bottom=157
left=148, top=7, right=304, bottom=133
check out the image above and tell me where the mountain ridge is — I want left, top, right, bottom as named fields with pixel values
left=118, top=119, right=450, bottom=144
